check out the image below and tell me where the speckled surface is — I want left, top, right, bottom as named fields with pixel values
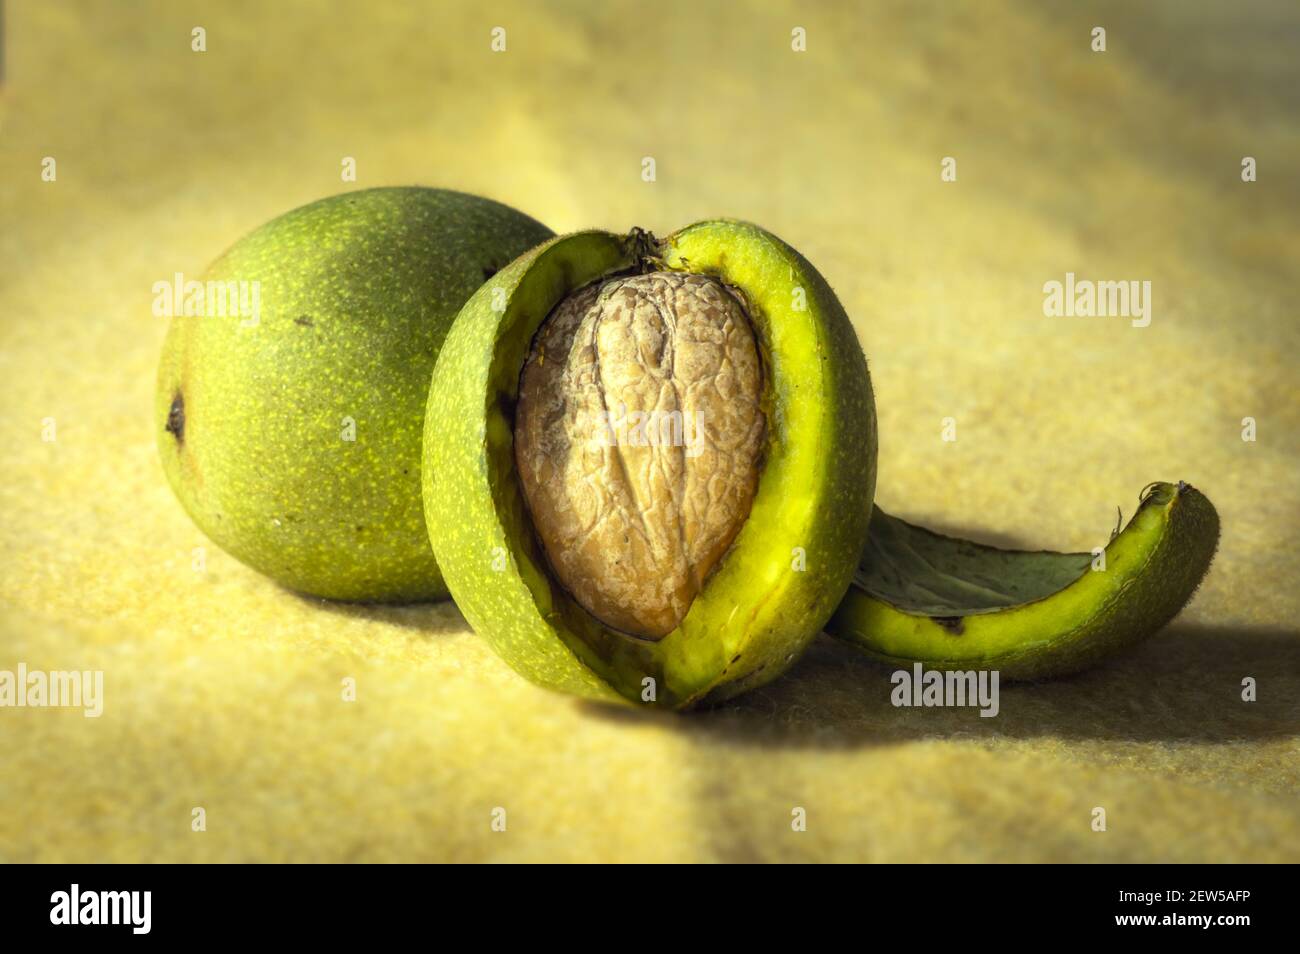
left=156, top=187, right=551, bottom=601
left=1, top=0, right=1298, bottom=861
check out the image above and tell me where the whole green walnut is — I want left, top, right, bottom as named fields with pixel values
left=156, top=187, right=552, bottom=600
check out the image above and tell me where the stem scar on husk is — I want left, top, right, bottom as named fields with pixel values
left=166, top=392, right=185, bottom=445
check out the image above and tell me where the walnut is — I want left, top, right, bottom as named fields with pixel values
left=514, top=271, right=766, bottom=639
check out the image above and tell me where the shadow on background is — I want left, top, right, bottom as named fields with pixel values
left=583, top=623, right=1300, bottom=747
left=322, top=560, right=1298, bottom=750
left=711, top=623, right=1300, bottom=747
left=291, top=591, right=466, bottom=637
left=881, top=515, right=1042, bottom=552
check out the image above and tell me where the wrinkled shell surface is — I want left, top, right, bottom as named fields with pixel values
left=514, top=271, right=766, bottom=638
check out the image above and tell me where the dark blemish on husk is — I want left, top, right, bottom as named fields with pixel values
left=294, top=315, right=314, bottom=327
left=933, top=616, right=965, bottom=636
left=166, top=391, right=185, bottom=444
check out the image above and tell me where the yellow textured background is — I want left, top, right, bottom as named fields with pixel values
left=2, top=0, right=1298, bottom=862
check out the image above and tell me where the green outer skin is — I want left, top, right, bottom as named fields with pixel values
left=826, top=482, right=1220, bottom=679
left=423, top=221, right=877, bottom=708
left=157, top=187, right=553, bottom=602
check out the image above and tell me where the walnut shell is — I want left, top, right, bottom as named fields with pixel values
left=514, top=271, right=766, bottom=638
